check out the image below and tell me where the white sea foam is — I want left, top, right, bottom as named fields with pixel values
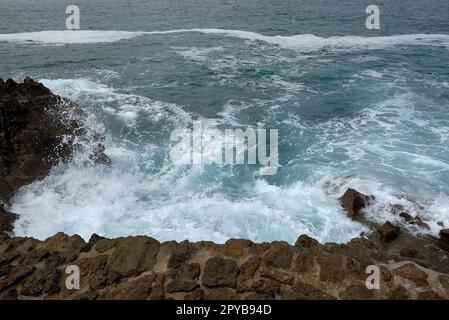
left=0, top=30, right=144, bottom=44
left=9, top=77, right=368, bottom=243
left=2, top=29, right=449, bottom=52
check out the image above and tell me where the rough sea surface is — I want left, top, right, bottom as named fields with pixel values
left=1, top=0, right=449, bottom=243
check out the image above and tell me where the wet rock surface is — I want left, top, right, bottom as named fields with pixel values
left=0, top=78, right=110, bottom=234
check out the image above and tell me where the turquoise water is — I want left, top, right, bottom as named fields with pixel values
left=1, top=0, right=449, bottom=243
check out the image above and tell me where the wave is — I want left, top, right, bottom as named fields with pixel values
left=2, top=29, right=449, bottom=51
left=0, top=30, right=145, bottom=44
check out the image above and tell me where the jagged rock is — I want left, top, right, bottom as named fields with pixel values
left=318, top=253, right=347, bottom=283
left=393, top=263, right=429, bottom=287
left=204, top=288, right=239, bottom=300
left=437, top=275, right=449, bottom=290
left=259, top=265, right=294, bottom=285
left=107, top=236, right=160, bottom=276
left=223, top=239, right=252, bottom=258
left=262, top=241, right=293, bottom=269
left=98, top=274, right=155, bottom=300
left=418, top=291, right=444, bottom=300
left=167, top=241, right=191, bottom=269
left=94, top=238, right=116, bottom=253
left=295, top=234, right=320, bottom=249
left=166, top=262, right=200, bottom=281
left=202, top=257, right=239, bottom=288
left=341, top=284, right=374, bottom=300
left=21, top=266, right=61, bottom=296
left=148, top=273, right=165, bottom=300
left=0, top=77, right=110, bottom=206
left=378, top=222, right=400, bottom=242
left=339, top=188, right=373, bottom=220
left=184, top=289, right=204, bottom=300
left=290, top=280, right=335, bottom=300
left=250, top=278, right=281, bottom=297
left=166, top=280, right=199, bottom=293
left=239, top=256, right=261, bottom=279
left=440, top=229, right=449, bottom=242
left=0, top=205, right=18, bottom=235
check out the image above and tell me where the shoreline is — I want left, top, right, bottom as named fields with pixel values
left=1, top=78, right=449, bottom=300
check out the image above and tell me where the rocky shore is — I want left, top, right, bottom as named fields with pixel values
left=0, top=78, right=449, bottom=300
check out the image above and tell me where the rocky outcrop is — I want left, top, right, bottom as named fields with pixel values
left=0, top=77, right=109, bottom=234
left=0, top=223, right=448, bottom=300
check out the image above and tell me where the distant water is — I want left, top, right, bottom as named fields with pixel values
left=1, top=0, right=449, bottom=243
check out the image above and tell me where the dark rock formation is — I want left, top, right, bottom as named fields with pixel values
left=0, top=77, right=110, bottom=234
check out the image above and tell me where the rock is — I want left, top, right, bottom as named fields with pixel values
left=166, top=280, right=199, bottom=293
left=339, top=188, right=373, bottom=220
left=259, top=265, right=294, bottom=285
left=0, top=205, right=18, bottom=235
left=107, top=236, right=160, bottom=276
left=0, top=77, right=110, bottom=206
left=437, top=274, right=449, bottom=290
left=21, top=266, right=61, bottom=296
left=341, top=284, right=374, bottom=300
left=204, top=287, right=239, bottom=300
left=184, top=289, right=204, bottom=300
left=167, top=241, right=191, bottom=269
left=94, top=238, right=116, bottom=253
left=377, top=222, right=400, bottom=242
left=318, top=253, right=347, bottom=283
left=223, top=239, right=252, bottom=258
left=295, top=234, right=320, bottom=249
left=148, top=273, right=165, bottom=300
left=167, top=263, right=200, bottom=281
left=262, top=241, right=293, bottom=269
left=439, top=229, right=449, bottom=242
left=393, top=263, right=429, bottom=287
left=0, top=288, right=18, bottom=300
left=250, top=278, right=281, bottom=297
left=98, top=274, right=155, bottom=300
left=239, top=256, right=261, bottom=280
left=202, top=257, right=239, bottom=288
left=291, top=280, right=335, bottom=300
left=417, top=291, right=444, bottom=300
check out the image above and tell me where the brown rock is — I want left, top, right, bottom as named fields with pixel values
left=295, top=234, right=320, bottom=249
left=107, top=236, right=160, bottom=276
left=259, top=265, right=294, bottom=285
left=417, top=291, right=444, bottom=300
left=263, top=241, right=293, bottom=269
left=202, top=257, right=239, bottom=288
left=21, top=266, right=61, bottom=296
left=437, top=274, right=449, bottom=290
left=250, top=278, right=281, bottom=296
left=224, top=239, right=252, bottom=258
left=184, top=289, right=204, bottom=300
left=167, top=263, right=201, bottom=281
left=393, top=263, right=429, bottom=287
left=94, top=238, right=116, bottom=253
left=204, top=287, right=239, bottom=300
left=339, top=188, right=373, bottom=220
left=239, top=256, right=261, bottom=279
left=318, top=253, right=347, bottom=283
left=149, top=273, right=165, bottom=300
left=166, top=280, right=199, bottom=293
left=341, top=284, right=375, bottom=300
left=98, top=274, right=155, bottom=300
left=291, top=280, right=335, bottom=300
left=378, top=222, right=400, bottom=242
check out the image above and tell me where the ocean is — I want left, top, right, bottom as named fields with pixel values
left=1, top=0, right=449, bottom=243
